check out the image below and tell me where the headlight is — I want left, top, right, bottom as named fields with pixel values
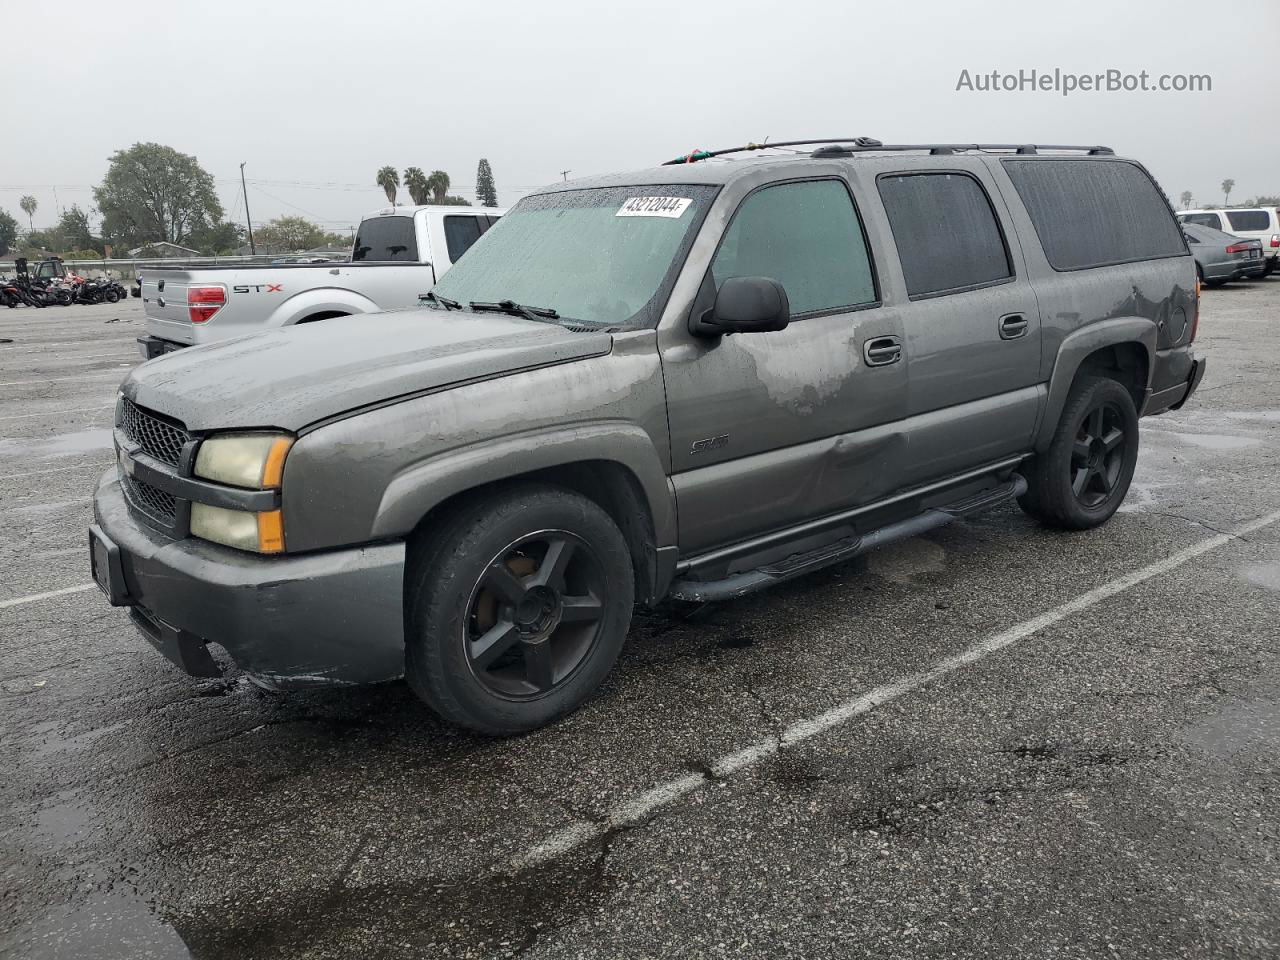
left=191, top=432, right=292, bottom=553
left=194, top=433, right=293, bottom=489
left=190, top=503, right=286, bottom=554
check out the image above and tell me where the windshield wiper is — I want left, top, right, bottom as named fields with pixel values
left=469, top=299, right=560, bottom=323
left=420, top=291, right=461, bottom=310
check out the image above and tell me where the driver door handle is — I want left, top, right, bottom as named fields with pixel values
left=863, top=335, right=902, bottom=367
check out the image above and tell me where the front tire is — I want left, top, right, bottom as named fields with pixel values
left=405, top=484, right=634, bottom=735
left=1018, top=376, right=1139, bottom=530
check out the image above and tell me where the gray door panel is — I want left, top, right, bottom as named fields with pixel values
left=664, top=308, right=907, bottom=554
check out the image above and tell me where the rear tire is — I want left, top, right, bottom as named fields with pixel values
left=1018, top=376, right=1139, bottom=530
left=105, top=289, right=120, bottom=303
left=405, top=484, right=634, bottom=735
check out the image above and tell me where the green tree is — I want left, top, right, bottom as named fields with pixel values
left=57, top=205, right=97, bottom=252
left=1221, top=178, right=1235, bottom=206
left=426, top=170, right=451, bottom=204
left=404, top=167, right=429, bottom=205
left=438, top=196, right=472, bottom=206
left=475, top=159, right=498, bottom=208
left=1179, top=190, right=1193, bottom=210
left=94, top=143, right=223, bottom=247
left=252, top=216, right=340, bottom=253
left=19, top=195, right=37, bottom=232
left=0, top=208, right=18, bottom=256
left=376, top=166, right=399, bottom=205
left=189, top=220, right=245, bottom=255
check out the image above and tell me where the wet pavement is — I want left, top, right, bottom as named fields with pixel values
left=1, top=286, right=1278, bottom=958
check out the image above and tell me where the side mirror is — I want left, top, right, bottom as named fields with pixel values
left=690, top=276, right=790, bottom=337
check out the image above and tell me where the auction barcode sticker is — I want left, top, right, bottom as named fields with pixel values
left=616, top=196, right=692, bottom=218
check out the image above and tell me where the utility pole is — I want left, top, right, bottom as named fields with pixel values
left=240, top=162, right=256, bottom=255
left=560, top=169, right=571, bottom=181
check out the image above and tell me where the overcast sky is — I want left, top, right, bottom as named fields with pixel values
left=4, top=0, right=1277, bottom=232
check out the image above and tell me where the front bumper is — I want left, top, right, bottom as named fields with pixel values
left=92, top=471, right=406, bottom=687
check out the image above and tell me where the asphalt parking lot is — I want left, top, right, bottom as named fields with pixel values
left=1, top=285, right=1278, bottom=960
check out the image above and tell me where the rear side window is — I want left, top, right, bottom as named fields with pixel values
left=1225, top=210, right=1271, bottom=231
left=1180, top=212, right=1224, bottom=229
left=352, top=216, right=417, bottom=262
left=444, top=215, right=485, bottom=262
left=877, top=172, right=1012, bottom=297
left=1003, top=159, right=1186, bottom=270
left=711, top=179, right=876, bottom=316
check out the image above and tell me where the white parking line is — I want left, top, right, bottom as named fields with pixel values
left=0, top=370, right=129, bottom=387
left=511, top=506, right=1280, bottom=872
left=0, top=404, right=112, bottom=422
left=0, top=583, right=97, bottom=611
left=0, top=461, right=111, bottom=482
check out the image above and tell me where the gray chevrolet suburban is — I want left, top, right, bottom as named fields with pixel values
left=90, top=139, right=1205, bottom=734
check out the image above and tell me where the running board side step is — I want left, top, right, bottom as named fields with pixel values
left=668, top=475, right=1027, bottom=603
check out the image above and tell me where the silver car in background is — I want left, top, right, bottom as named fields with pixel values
left=1181, top=221, right=1267, bottom=287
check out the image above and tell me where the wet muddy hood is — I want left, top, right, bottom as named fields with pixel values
left=122, top=310, right=612, bottom=432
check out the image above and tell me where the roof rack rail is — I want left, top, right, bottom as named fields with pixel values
left=662, top=140, right=1114, bottom=164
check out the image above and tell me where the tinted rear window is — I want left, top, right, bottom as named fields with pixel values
left=877, top=172, right=1011, bottom=298
left=1003, top=159, right=1186, bottom=270
left=444, top=215, right=485, bottom=262
left=1225, top=210, right=1271, bottom=231
left=1180, top=212, right=1224, bottom=229
left=352, top=216, right=417, bottom=262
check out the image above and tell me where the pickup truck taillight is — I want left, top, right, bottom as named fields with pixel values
left=1225, top=242, right=1253, bottom=254
left=188, top=285, right=226, bottom=324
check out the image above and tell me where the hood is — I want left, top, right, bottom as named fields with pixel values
left=124, top=310, right=613, bottom=432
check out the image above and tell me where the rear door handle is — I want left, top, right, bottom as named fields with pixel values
left=863, top=335, right=902, bottom=367
left=999, top=313, right=1029, bottom=340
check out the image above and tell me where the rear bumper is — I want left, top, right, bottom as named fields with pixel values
left=92, top=472, right=406, bottom=687
left=1144, top=356, right=1206, bottom=416
left=137, top=335, right=187, bottom=360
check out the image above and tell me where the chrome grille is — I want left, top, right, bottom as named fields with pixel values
left=119, top=398, right=189, bottom=467
left=122, top=473, right=178, bottom=522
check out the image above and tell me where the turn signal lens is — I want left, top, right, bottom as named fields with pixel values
left=190, top=503, right=286, bottom=554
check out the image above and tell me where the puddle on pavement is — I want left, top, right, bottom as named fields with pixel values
left=8, top=889, right=192, bottom=960
left=0, top=428, right=113, bottom=459
left=1183, top=698, right=1280, bottom=758
left=865, top=538, right=947, bottom=585
left=1166, top=432, right=1260, bottom=451
left=1239, top=563, right=1280, bottom=592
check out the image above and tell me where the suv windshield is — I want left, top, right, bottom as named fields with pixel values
left=431, top=185, right=718, bottom=329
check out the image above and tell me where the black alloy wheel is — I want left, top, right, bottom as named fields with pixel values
left=1069, top=402, right=1127, bottom=507
left=463, top=530, right=607, bottom=700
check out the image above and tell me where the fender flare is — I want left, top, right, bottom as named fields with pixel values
left=266, top=287, right=381, bottom=328
left=1033, top=316, right=1157, bottom=452
left=371, top=421, right=677, bottom=547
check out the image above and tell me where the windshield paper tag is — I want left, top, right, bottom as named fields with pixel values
left=616, top=196, right=692, bottom=218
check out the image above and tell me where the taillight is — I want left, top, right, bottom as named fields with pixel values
left=1270, top=234, right=1279, bottom=248
left=188, top=285, right=226, bottom=324
left=1190, top=278, right=1200, bottom=343
left=1226, top=243, right=1251, bottom=254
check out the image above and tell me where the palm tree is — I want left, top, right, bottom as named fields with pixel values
left=425, top=170, right=451, bottom=204
left=404, top=167, right=429, bottom=205
left=1179, top=190, right=1193, bottom=210
left=19, top=195, right=37, bottom=232
left=1222, top=178, right=1235, bottom=206
left=376, top=166, right=399, bottom=206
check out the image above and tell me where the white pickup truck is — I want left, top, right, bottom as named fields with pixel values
left=137, top=204, right=504, bottom=358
